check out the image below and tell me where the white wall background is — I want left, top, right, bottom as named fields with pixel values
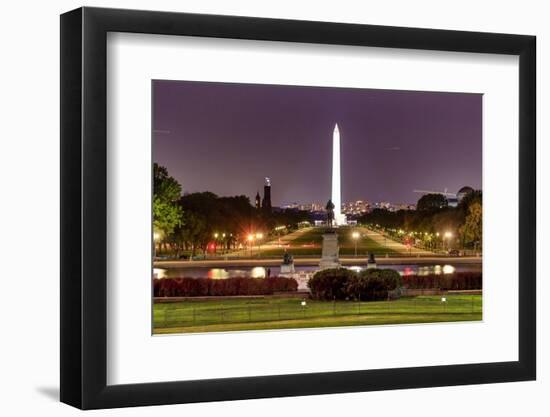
left=0, top=0, right=546, bottom=415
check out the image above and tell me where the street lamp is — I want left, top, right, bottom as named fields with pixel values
left=256, top=232, right=263, bottom=255
left=153, top=231, right=161, bottom=259
left=352, top=231, right=360, bottom=257
left=247, top=233, right=255, bottom=257
left=213, top=233, right=219, bottom=254
left=443, top=231, right=453, bottom=251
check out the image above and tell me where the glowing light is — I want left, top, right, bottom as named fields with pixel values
left=214, top=233, right=219, bottom=238
left=247, top=234, right=255, bottom=242
left=153, top=268, right=167, bottom=279
left=208, top=268, right=229, bottom=279
left=153, top=232, right=161, bottom=241
left=352, top=231, right=360, bottom=239
left=251, top=267, right=266, bottom=278
left=441, top=297, right=447, bottom=302
left=256, top=233, right=263, bottom=239
left=442, top=265, right=456, bottom=274
left=444, top=231, right=453, bottom=239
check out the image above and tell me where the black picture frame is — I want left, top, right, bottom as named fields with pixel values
left=60, top=6, right=536, bottom=410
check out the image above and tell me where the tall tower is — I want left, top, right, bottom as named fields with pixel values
left=331, top=124, right=346, bottom=226
left=262, top=177, right=272, bottom=211
left=255, top=191, right=261, bottom=209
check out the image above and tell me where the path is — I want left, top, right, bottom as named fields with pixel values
left=359, top=227, right=434, bottom=255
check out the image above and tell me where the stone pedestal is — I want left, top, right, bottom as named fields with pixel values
left=319, top=232, right=341, bottom=269
left=280, top=262, right=295, bottom=274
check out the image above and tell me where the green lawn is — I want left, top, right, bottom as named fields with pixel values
left=260, top=226, right=399, bottom=257
left=153, top=294, right=482, bottom=334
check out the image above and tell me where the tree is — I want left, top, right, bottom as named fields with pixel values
left=460, top=202, right=482, bottom=249
left=154, top=163, right=182, bottom=202
left=417, top=193, right=448, bottom=211
left=153, top=196, right=183, bottom=237
left=153, top=163, right=183, bottom=237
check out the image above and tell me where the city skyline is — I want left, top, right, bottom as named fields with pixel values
left=153, top=80, right=482, bottom=205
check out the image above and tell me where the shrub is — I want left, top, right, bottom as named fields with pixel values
left=308, top=268, right=357, bottom=300
left=153, top=276, right=298, bottom=297
left=402, top=272, right=482, bottom=290
left=308, top=268, right=402, bottom=301
left=346, top=269, right=403, bottom=301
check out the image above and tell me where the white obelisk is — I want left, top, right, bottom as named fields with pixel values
left=331, top=123, right=346, bottom=226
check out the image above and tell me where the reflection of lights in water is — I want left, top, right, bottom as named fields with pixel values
left=442, top=265, right=455, bottom=274
left=250, top=267, right=266, bottom=278
left=417, top=266, right=431, bottom=276
left=208, top=268, right=229, bottom=279
left=153, top=268, right=167, bottom=279
left=349, top=266, right=363, bottom=272
left=402, top=267, right=414, bottom=276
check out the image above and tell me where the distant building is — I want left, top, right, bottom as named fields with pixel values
left=255, top=191, right=261, bottom=209
left=342, top=199, right=370, bottom=215
left=261, top=177, right=272, bottom=212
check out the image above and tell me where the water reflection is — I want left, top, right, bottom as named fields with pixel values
left=153, top=264, right=481, bottom=279
left=442, top=264, right=456, bottom=274
left=207, top=268, right=230, bottom=279
left=250, top=267, right=266, bottom=278
left=155, top=263, right=476, bottom=279
left=153, top=268, right=167, bottom=279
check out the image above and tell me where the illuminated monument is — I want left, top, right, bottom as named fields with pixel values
left=331, top=124, right=347, bottom=226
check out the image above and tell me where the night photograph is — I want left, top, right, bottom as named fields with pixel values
left=152, top=80, right=483, bottom=334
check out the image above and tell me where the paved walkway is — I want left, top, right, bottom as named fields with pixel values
left=359, top=227, right=434, bottom=255
left=227, top=227, right=313, bottom=257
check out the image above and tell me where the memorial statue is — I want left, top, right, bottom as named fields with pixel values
left=326, top=199, right=335, bottom=228
left=281, top=251, right=295, bottom=274
left=367, top=252, right=377, bottom=269
left=283, top=252, right=294, bottom=265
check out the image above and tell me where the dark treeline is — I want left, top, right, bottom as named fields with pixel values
left=153, top=163, right=310, bottom=257
left=359, top=191, right=482, bottom=249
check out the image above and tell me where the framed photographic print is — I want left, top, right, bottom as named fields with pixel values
left=60, top=7, right=536, bottom=409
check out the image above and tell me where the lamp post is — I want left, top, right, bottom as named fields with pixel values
left=352, top=231, right=360, bottom=257
left=256, top=232, right=263, bottom=256
left=153, top=231, right=161, bottom=259
left=444, top=231, right=453, bottom=252
left=247, top=234, right=255, bottom=257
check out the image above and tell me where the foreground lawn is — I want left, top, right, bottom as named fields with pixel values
left=153, top=294, right=482, bottom=334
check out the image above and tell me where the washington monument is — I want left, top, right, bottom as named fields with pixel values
left=331, top=123, right=346, bottom=226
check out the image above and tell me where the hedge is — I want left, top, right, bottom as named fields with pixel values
left=153, top=276, right=298, bottom=297
left=402, top=272, right=482, bottom=290
left=308, top=268, right=402, bottom=301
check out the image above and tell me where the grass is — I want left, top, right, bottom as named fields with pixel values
left=260, top=226, right=399, bottom=257
left=153, top=294, right=482, bottom=334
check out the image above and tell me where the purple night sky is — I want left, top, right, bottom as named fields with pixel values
left=153, top=80, right=482, bottom=206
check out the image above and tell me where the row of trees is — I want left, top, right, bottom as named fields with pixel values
left=153, top=163, right=310, bottom=257
left=361, top=191, right=482, bottom=250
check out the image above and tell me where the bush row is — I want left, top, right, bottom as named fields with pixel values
left=153, top=276, right=298, bottom=297
left=308, top=268, right=402, bottom=301
left=402, top=272, right=482, bottom=290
